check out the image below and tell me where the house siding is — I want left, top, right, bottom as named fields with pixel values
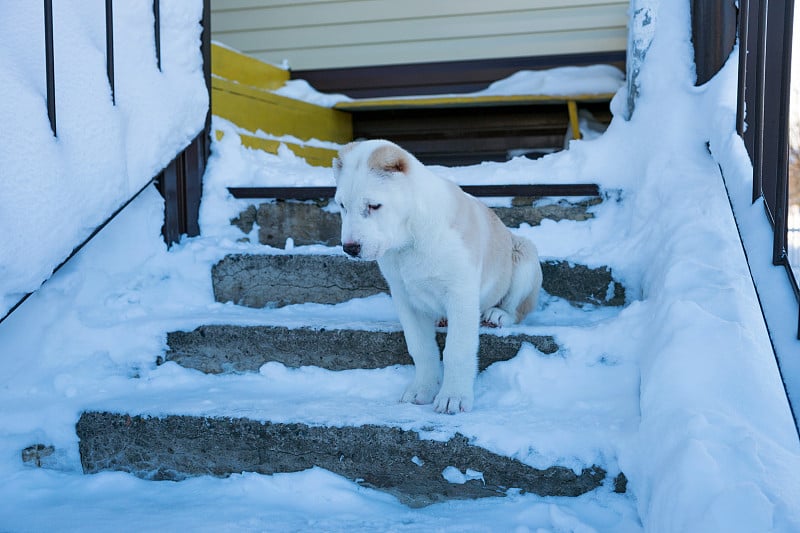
left=210, top=0, right=629, bottom=70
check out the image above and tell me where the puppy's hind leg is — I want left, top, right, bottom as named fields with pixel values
left=483, top=235, right=542, bottom=326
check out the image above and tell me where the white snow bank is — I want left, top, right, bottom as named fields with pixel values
left=278, top=64, right=624, bottom=108
left=483, top=65, right=624, bottom=97
left=0, top=0, right=208, bottom=317
left=273, top=79, right=353, bottom=107
left=591, top=3, right=800, bottom=531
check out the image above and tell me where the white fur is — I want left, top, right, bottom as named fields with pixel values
left=334, top=140, right=542, bottom=413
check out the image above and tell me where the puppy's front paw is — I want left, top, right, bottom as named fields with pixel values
left=481, top=307, right=513, bottom=328
left=401, top=380, right=439, bottom=405
left=433, top=388, right=474, bottom=414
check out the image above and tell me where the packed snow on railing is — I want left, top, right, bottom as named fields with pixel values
left=0, top=0, right=208, bottom=317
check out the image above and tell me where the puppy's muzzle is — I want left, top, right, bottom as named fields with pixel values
left=343, top=242, right=361, bottom=258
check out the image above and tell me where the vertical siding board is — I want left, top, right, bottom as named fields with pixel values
left=237, top=30, right=625, bottom=71
left=211, top=1, right=627, bottom=31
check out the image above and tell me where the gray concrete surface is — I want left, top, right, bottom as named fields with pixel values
left=77, top=412, right=608, bottom=507
left=231, top=197, right=603, bottom=247
left=212, top=254, right=626, bottom=308
left=162, top=325, right=559, bottom=374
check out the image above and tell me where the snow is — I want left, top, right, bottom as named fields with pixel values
left=0, top=1, right=799, bottom=532
left=441, top=466, right=485, bottom=485
left=0, top=0, right=208, bottom=317
left=274, top=78, right=353, bottom=107
left=273, top=64, right=625, bottom=108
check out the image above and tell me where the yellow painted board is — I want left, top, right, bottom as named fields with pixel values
left=335, top=93, right=616, bottom=112
left=211, top=43, right=289, bottom=90
left=215, top=130, right=339, bottom=168
left=567, top=100, right=582, bottom=140
left=212, top=77, right=353, bottom=144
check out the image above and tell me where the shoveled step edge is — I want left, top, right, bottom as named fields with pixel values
left=76, top=412, right=609, bottom=508
left=161, top=325, right=559, bottom=374
left=231, top=196, right=603, bottom=248
left=211, top=254, right=626, bottom=309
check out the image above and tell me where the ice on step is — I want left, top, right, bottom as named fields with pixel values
left=442, top=466, right=485, bottom=485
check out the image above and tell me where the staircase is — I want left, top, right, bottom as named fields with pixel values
left=70, top=189, right=632, bottom=508
left=51, top=45, right=638, bottom=518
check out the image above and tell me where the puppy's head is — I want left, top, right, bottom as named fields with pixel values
left=333, top=140, right=415, bottom=260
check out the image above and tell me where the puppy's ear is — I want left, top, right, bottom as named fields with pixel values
left=368, top=144, right=410, bottom=176
left=333, top=142, right=359, bottom=182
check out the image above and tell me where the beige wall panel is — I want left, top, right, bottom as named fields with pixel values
left=214, top=0, right=625, bottom=12
left=211, top=1, right=629, bottom=70
left=216, top=7, right=625, bottom=53
left=212, top=1, right=628, bottom=32
left=243, top=29, right=627, bottom=70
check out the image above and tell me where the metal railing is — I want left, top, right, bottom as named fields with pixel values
left=738, top=0, right=800, bottom=339
left=0, top=0, right=210, bottom=325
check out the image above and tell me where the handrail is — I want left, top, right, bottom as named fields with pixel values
left=0, top=0, right=210, bottom=325
left=736, top=0, right=800, bottom=339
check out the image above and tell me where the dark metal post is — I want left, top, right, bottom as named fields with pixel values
left=736, top=0, right=750, bottom=137
left=753, top=0, right=769, bottom=202
left=741, top=0, right=763, bottom=163
left=158, top=157, right=184, bottom=245
left=105, top=0, right=115, bottom=104
left=771, top=0, right=794, bottom=267
left=44, top=0, right=56, bottom=136
left=153, top=0, right=161, bottom=71
left=201, top=0, right=211, bottom=162
left=691, top=0, right=738, bottom=85
left=158, top=0, right=210, bottom=246
left=751, top=0, right=768, bottom=202
left=761, top=0, right=790, bottom=226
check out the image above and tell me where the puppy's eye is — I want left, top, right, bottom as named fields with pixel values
left=368, top=204, right=382, bottom=212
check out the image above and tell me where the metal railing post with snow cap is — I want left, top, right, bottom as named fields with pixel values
left=105, top=0, right=115, bottom=104
left=156, top=0, right=210, bottom=245
left=44, top=0, right=56, bottom=135
left=154, top=0, right=161, bottom=71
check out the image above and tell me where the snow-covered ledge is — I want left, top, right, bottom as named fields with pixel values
left=0, top=1, right=208, bottom=318
left=611, top=1, right=800, bottom=530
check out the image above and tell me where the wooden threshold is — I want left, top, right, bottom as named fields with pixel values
left=335, top=93, right=616, bottom=112
left=228, top=184, right=600, bottom=200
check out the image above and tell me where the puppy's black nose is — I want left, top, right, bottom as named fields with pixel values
left=343, top=242, right=361, bottom=257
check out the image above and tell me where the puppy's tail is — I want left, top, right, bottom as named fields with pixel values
left=509, top=235, right=543, bottom=322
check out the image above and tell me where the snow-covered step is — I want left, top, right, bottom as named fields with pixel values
left=211, top=255, right=626, bottom=309
left=232, top=196, right=602, bottom=247
left=161, top=325, right=558, bottom=374
left=76, top=411, right=615, bottom=507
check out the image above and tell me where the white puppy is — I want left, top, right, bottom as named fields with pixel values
left=334, top=140, right=542, bottom=413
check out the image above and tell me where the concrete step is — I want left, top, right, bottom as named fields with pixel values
left=212, top=254, right=626, bottom=309
left=76, top=412, right=613, bottom=507
left=161, top=325, right=558, bottom=374
left=232, top=197, right=602, bottom=247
